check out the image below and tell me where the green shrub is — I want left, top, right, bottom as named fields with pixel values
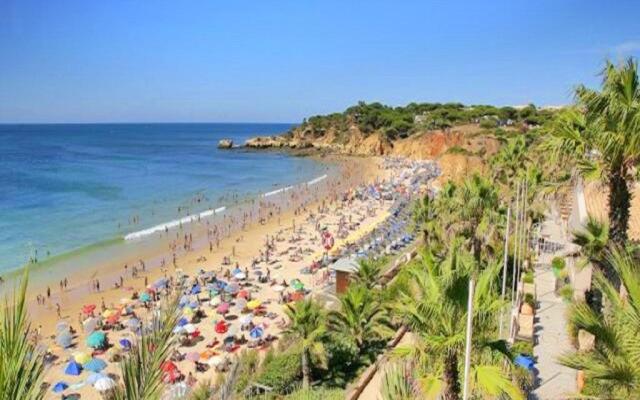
left=551, top=257, right=565, bottom=270
left=234, top=349, right=260, bottom=394
left=285, top=387, right=345, bottom=400
left=256, top=348, right=302, bottom=393
left=479, top=118, right=498, bottom=129
left=523, top=270, right=534, bottom=284
left=524, top=293, right=536, bottom=308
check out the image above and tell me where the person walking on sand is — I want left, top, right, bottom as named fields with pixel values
left=56, top=303, right=61, bottom=318
left=47, top=286, right=51, bottom=298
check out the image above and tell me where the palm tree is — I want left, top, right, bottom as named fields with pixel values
left=546, top=58, right=640, bottom=247
left=0, top=270, right=46, bottom=400
left=112, top=295, right=180, bottom=400
left=491, top=135, right=529, bottom=186
left=284, top=299, right=327, bottom=389
left=328, top=285, right=393, bottom=356
left=572, top=215, right=609, bottom=269
left=451, top=174, right=501, bottom=265
left=559, top=248, right=640, bottom=397
left=394, top=245, right=522, bottom=400
left=352, top=258, right=385, bottom=290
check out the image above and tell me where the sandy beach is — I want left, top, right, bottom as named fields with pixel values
left=13, top=155, right=435, bottom=399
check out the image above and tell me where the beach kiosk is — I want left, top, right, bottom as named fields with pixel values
left=331, top=257, right=359, bottom=294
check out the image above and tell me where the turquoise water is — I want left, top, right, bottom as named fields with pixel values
left=0, top=123, right=326, bottom=273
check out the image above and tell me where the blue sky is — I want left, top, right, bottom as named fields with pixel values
left=1, top=1, right=639, bottom=123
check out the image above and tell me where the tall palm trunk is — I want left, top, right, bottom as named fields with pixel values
left=607, top=171, right=629, bottom=287
left=608, top=171, right=630, bottom=245
left=443, top=352, right=461, bottom=400
left=301, top=347, right=310, bottom=389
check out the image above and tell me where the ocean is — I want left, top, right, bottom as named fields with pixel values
left=0, top=123, right=328, bottom=274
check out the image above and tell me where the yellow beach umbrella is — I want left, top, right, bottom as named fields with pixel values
left=74, top=352, right=91, bottom=364
left=247, top=300, right=261, bottom=310
left=102, top=309, right=114, bottom=318
left=183, top=307, right=194, bottom=316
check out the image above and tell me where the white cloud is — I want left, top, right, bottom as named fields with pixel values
left=613, top=41, right=640, bottom=55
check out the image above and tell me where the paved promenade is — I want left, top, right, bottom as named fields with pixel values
left=532, top=213, right=577, bottom=399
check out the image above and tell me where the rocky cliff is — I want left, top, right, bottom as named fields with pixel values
left=245, top=123, right=501, bottom=183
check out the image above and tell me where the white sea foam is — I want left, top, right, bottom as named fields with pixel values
left=124, top=206, right=226, bottom=241
left=307, top=174, right=327, bottom=185
left=126, top=173, right=328, bottom=241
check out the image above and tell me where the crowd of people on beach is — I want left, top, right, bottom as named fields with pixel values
left=27, top=157, right=439, bottom=399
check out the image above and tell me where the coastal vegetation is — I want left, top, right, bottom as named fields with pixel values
left=299, top=101, right=553, bottom=141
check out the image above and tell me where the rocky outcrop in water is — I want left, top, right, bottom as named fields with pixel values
left=218, top=139, right=233, bottom=149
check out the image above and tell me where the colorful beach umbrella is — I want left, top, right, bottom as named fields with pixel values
left=139, top=292, right=151, bottom=302
left=291, top=280, right=304, bottom=291
left=82, top=304, right=96, bottom=315
left=161, top=361, right=177, bottom=372
left=247, top=300, right=261, bottom=310
left=207, top=356, right=224, bottom=367
left=56, top=321, right=70, bottom=332
left=177, top=317, right=189, bottom=327
left=234, top=298, right=247, bottom=310
left=94, top=377, right=116, bottom=392
left=84, top=358, right=107, bottom=372
left=239, top=314, right=253, bottom=325
left=237, top=290, right=249, bottom=299
left=86, top=372, right=107, bottom=385
left=83, top=317, right=99, bottom=334
left=73, top=352, right=91, bottom=364
left=52, top=381, right=69, bottom=393
left=153, top=277, right=168, bottom=289
left=64, top=360, right=83, bottom=376
left=126, top=317, right=141, bottom=330
left=190, top=284, right=201, bottom=295
left=119, top=338, right=132, bottom=349
left=86, top=331, right=107, bottom=348
left=216, top=302, right=230, bottom=314
left=56, top=331, right=73, bottom=348
left=249, top=327, right=264, bottom=339
left=215, top=320, right=228, bottom=334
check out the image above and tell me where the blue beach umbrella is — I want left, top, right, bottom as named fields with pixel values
left=86, top=372, right=107, bottom=385
left=177, top=317, right=189, bottom=327
left=84, top=358, right=107, bottom=372
left=64, top=360, right=83, bottom=376
left=52, top=381, right=69, bottom=393
left=232, top=268, right=242, bottom=275
left=190, top=284, right=201, bottom=295
left=119, top=338, right=132, bottom=349
left=127, top=317, right=140, bottom=330
left=86, top=331, right=107, bottom=348
left=153, top=278, right=168, bottom=289
left=56, top=331, right=73, bottom=348
left=139, top=292, right=151, bottom=302
left=249, top=327, right=263, bottom=339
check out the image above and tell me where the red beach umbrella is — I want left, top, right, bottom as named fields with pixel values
left=237, top=290, right=249, bottom=299
left=82, top=304, right=96, bottom=315
left=161, top=361, right=177, bottom=372
left=215, top=321, right=228, bottom=334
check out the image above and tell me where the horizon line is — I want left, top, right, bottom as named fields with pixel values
left=0, top=121, right=298, bottom=126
